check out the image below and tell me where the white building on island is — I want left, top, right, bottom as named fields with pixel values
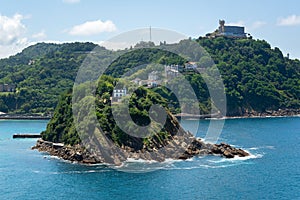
left=112, top=88, right=127, bottom=102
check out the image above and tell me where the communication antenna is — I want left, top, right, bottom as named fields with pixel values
left=150, top=26, right=152, bottom=42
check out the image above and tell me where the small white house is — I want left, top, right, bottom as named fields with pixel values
left=113, top=88, right=127, bottom=98
left=111, top=88, right=128, bottom=103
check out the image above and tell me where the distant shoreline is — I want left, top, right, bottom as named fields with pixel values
left=177, top=108, right=300, bottom=120
left=225, top=108, right=300, bottom=119
left=0, top=114, right=51, bottom=120
left=217, top=114, right=300, bottom=120
left=0, top=108, right=299, bottom=120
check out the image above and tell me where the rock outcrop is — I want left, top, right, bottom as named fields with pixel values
left=32, top=137, right=249, bottom=165
left=32, top=140, right=102, bottom=164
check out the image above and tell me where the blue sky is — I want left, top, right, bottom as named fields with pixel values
left=1, top=0, right=300, bottom=58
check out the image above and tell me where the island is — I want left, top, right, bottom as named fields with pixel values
left=32, top=75, right=249, bottom=165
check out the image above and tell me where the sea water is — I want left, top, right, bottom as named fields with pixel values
left=0, top=118, right=299, bottom=200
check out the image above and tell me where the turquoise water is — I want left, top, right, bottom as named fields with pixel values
left=0, top=118, right=299, bottom=200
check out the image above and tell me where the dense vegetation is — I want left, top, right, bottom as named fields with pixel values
left=42, top=76, right=175, bottom=148
left=37, top=36, right=300, bottom=145
left=197, top=37, right=300, bottom=115
left=0, top=42, right=98, bottom=114
left=41, top=89, right=79, bottom=145
left=0, top=37, right=299, bottom=116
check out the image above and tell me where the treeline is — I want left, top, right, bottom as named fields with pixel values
left=0, top=42, right=98, bottom=114
left=42, top=75, right=173, bottom=147
left=40, top=36, right=300, bottom=145
left=0, top=37, right=299, bottom=116
left=197, top=37, right=300, bottom=115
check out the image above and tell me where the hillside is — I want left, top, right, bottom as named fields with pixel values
left=39, top=75, right=249, bottom=164
left=36, top=37, right=300, bottom=163
left=0, top=42, right=99, bottom=114
left=106, top=38, right=300, bottom=116
left=197, top=37, right=300, bottom=115
left=42, top=75, right=173, bottom=147
left=0, top=37, right=299, bottom=116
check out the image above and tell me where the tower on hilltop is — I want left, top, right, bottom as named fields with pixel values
left=207, top=20, right=247, bottom=39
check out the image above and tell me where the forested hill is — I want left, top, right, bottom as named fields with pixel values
left=196, top=37, right=300, bottom=115
left=0, top=42, right=100, bottom=114
left=0, top=37, right=299, bottom=116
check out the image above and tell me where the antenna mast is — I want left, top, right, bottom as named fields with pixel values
left=150, top=26, right=152, bottom=42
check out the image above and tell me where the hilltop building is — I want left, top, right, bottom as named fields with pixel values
left=207, top=20, right=247, bottom=39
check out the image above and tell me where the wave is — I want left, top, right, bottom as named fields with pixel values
left=40, top=148, right=264, bottom=173
left=111, top=151, right=263, bottom=172
left=49, top=169, right=110, bottom=174
left=33, top=169, right=111, bottom=175
left=246, top=145, right=275, bottom=151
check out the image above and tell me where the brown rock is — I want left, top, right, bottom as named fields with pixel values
left=223, top=150, right=234, bottom=158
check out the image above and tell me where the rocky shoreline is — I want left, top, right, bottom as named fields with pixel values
left=32, top=140, right=103, bottom=164
left=32, top=138, right=249, bottom=165
left=226, top=108, right=300, bottom=118
left=175, top=109, right=300, bottom=120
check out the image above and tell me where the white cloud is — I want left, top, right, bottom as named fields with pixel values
left=277, top=15, right=300, bottom=26
left=0, top=14, right=30, bottom=58
left=68, top=20, right=117, bottom=36
left=0, top=38, right=30, bottom=59
left=251, top=21, right=267, bottom=29
left=0, top=14, right=26, bottom=45
left=32, top=30, right=47, bottom=40
left=244, top=21, right=267, bottom=32
left=63, top=0, right=80, bottom=4
left=98, top=41, right=132, bottom=50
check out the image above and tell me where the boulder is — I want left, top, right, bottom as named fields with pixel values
left=223, top=150, right=234, bottom=158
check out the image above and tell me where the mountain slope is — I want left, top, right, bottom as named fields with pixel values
left=0, top=37, right=299, bottom=115
left=0, top=42, right=99, bottom=114
left=197, top=37, right=300, bottom=115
